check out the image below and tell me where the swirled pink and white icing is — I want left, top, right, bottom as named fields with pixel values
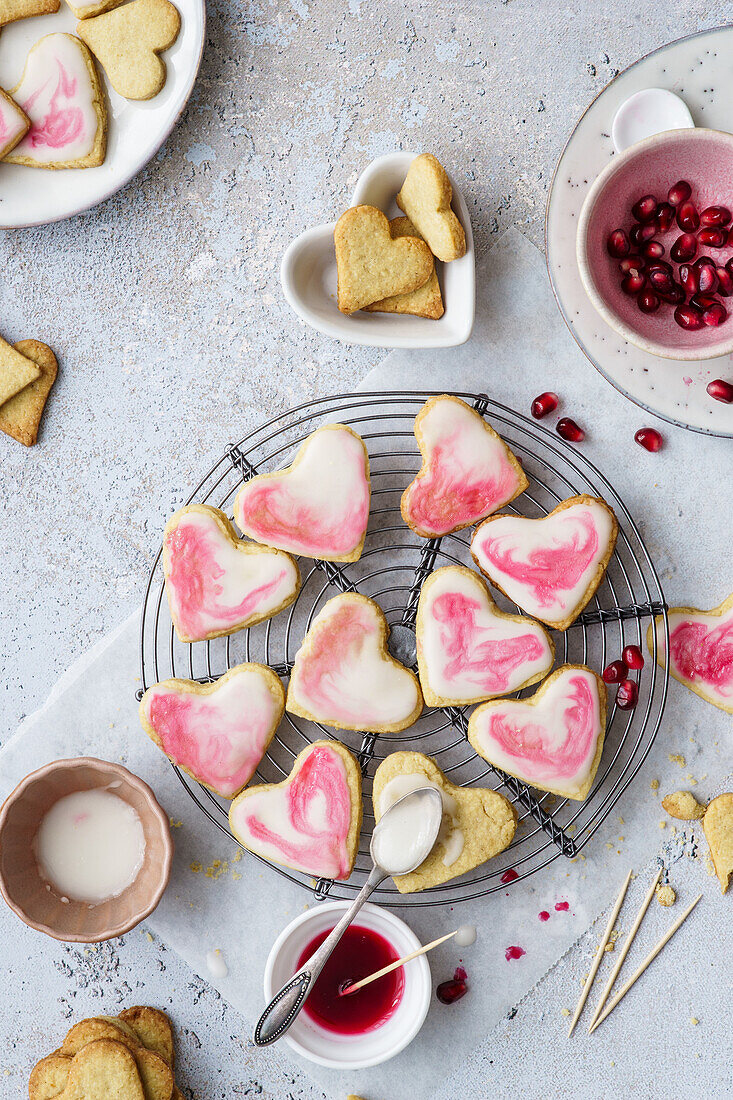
left=287, top=594, right=421, bottom=732
left=0, top=92, right=29, bottom=159
left=8, top=34, right=101, bottom=166
left=468, top=666, right=604, bottom=798
left=163, top=507, right=299, bottom=642
left=471, top=498, right=615, bottom=626
left=402, top=397, right=526, bottom=537
left=141, top=666, right=283, bottom=799
left=651, top=601, right=733, bottom=711
left=229, top=742, right=356, bottom=878
left=234, top=426, right=370, bottom=561
left=418, top=567, right=553, bottom=703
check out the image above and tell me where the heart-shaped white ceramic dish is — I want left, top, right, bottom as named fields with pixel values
left=281, top=151, right=475, bottom=348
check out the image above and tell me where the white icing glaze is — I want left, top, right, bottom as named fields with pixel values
left=454, top=924, right=477, bottom=947
left=0, top=93, right=28, bottom=157
left=419, top=567, right=553, bottom=702
left=205, top=949, right=229, bottom=979
left=655, top=603, right=733, bottom=708
left=10, top=34, right=100, bottom=165
left=371, top=788, right=441, bottom=876
left=378, top=773, right=464, bottom=868
left=471, top=500, right=614, bottom=624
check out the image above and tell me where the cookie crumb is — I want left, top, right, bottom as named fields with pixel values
left=662, top=790, right=706, bottom=820
left=189, top=861, right=202, bottom=873
left=656, top=885, right=676, bottom=907
left=668, top=753, right=685, bottom=766
left=690, top=1017, right=699, bottom=1026
left=561, top=1008, right=571, bottom=1017
left=651, top=779, right=659, bottom=793
left=659, top=820, right=667, bottom=829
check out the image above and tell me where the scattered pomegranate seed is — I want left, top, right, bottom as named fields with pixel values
left=655, top=202, right=675, bottom=233
left=674, top=304, right=704, bottom=330
left=670, top=233, right=697, bottom=263
left=698, top=227, right=728, bottom=248
left=606, top=229, right=630, bottom=258
left=679, top=263, right=699, bottom=296
left=676, top=200, right=699, bottom=231
left=694, top=258, right=718, bottom=294
left=505, top=945, right=526, bottom=962
left=631, top=195, right=658, bottom=222
left=715, top=267, right=733, bottom=296
left=531, top=391, right=558, bottom=419
left=616, top=679, right=639, bottom=710
left=658, top=282, right=685, bottom=305
left=637, top=290, right=660, bottom=313
left=501, top=868, right=519, bottom=884
left=707, top=379, right=733, bottom=403
left=619, top=256, right=646, bottom=273
left=623, top=645, right=645, bottom=669
left=700, top=205, right=731, bottom=227
left=702, top=301, right=728, bottom=327
left=634, top=427, right=663, bottom=452
left=630, top=222, right=657, bottom=247
left=667, top=180, right=691, bottom=206
left=437, top=970, right=468, bottom=1004
left=642, top=240, right=665, bottom=260
left=602, top=659, right=628, bottom=684
left=621, top=271, right=646, bottom=295
left=556, top=417, right=585, bottom=443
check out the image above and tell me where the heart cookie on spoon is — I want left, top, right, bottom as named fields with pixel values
left=647, top=592, right=733, bottom=713
left=468, top=664, right=607, bottom=800
left=229, top=740, right=362, bottom=879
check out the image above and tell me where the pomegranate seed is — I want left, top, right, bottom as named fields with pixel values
left=437, top=974, right=468, bottom=1004
left=695, top=258, right=718, bottom=294
left=606, top=229, right=630, bottom=258
left=631, top=194, right=658, bottom=222
left=619, top=256, right=646, bottom=273
left=715, top=267, right=733, bottom=296
left=679, top=263, right=699, bottom=296
left=676, top=200, right=699, bottom=231
left=501, top=868, right=519, bottom=883
left=637, top=290, right=660, bottom=313
left=616, top=679, right=639, bottom=710
left=690, top=293, right=717, bottom=312
left=698, top=227, right=728, bottom=248
left=642, top=240, right=665, bottom=260
left=623, top=644, right=645, bottom=669
left=602, top=659, right=628, bottom=684
left=556, top=417, right=585, bottom=443
left=700, top=205, right=731, bottom=227
left=707, top=379, right=733, bottom=403
left=667, top=180, right=691, bottom=206
left=630, top=223, right=657, bottom=247
left=655, top=202, right=675, bottom=233
left=702, top=301, right=728, bottom=327
left=670, top=233, right=697, bottom=263
left=634, top=427, right=663, bottom=452
left=727, top=257, right=733, bottom=277
left=658, top=282, right=685, bottom=305
left=646, top=262, right=673, bottom=291
left=674, top=304, right=704, bottom=330
left=621, top=271, right=646, bottom=295
left=531, top=391, right=558, bottom=419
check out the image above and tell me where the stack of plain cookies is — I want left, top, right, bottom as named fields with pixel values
left=28, top=1007, right=183, bottom=1100
left=334, top=152, right=466, bottom=319
left=0, top=332, right=57, bottom=446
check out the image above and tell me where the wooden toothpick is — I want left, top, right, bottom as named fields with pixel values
left=340, top=930, right=459, bottom=996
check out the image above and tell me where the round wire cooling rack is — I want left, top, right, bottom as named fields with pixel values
left=138, top=390, right=670, bottom=908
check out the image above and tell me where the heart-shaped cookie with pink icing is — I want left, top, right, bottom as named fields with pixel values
left=471, top=494, right=618, bottom=631
left=416, top=565, right=554, bottom=706
left=228, top=740, right=362, bottom=879
left=402, top=395, right=528, bottom=538
left=139, top=663, right=285, bottom=799
left=234, top=424, right=371, bottom=563
left=287, top=592, right=423, bottom=733
left=163, top=504, right=300, bottom=643
left=647, top=592, right=733, bottom=714
left=467, top=664, right=607, bottom=800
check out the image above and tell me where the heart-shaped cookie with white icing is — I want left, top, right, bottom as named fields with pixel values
left=77, top=0, right=180, bottom=101
left=334, top=205, right=434, bottom=314
left=396, top=153, right=466, bottom=262
left=468, top=664, right=607, bottom=801
left=287, top=593, right=423, bottom=733
left=647, top=592, right=733, bottom=713
left=703, top=793, right=733, bottom=894
left=234, top=424, right=371, bottom=563
left=416, top=566, right=554, bottom=706
left=402, top=395, right=528, bottom=538
left=163, top=504, right=300, bottom=643
left=372, top=751, right=516, bottom=892
left=471, top=494, right=618, bottom=630
left=228, top=740, right=362, bottom=879
left=139, top=664, right=285, bottom=799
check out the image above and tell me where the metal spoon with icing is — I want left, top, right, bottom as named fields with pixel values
left=253, top=785, right=443, bottom=1046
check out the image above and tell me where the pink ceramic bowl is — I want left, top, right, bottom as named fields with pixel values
left=577, top=127, right=733, bottom=360
left=0, top=757, right=173, bottom=942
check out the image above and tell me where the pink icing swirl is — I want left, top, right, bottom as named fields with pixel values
left=243, top=745, right=352, bottom=878
left=432, top=591, right=545, bottom=693
left=406, top=437, right=518, bottom=535
left=23, top=61, right=84, bottom=151
left=296, top=602, right=386, bottom=725
left=670, top=616, right=733, bottom=699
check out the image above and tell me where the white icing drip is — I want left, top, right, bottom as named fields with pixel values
left=454, top=924, right=477, bottom=947
left=206, top=949, right=229, bottom=979
left=378, top=773, right=464, bottom=868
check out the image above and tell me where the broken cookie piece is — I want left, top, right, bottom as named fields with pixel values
left=661, top=790, right=706, bottom=821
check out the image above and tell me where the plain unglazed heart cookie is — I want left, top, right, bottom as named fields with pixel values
left=234, top=424, right=371, bottom=562
left=162, top=504, right=300, bottom=642
left=467, top=664, right=607, bottom=801
left=117, top=1008, right=174, bottom=1070
left=287, top=593, right=423, bottom=733
left=228, top=740, right=362, bottom=879
left=59, top=1018, right=173, bottom=1100
left=362, top=216, right=444, bottom=319
left=0, top=340, right=58, bottom=447
left=471, top=494, right=618, bottom=630
left=0, top=88, right=29, bottom=159
left=647, top=593, right=733, bottom=714
left=0, top=0, right=59, bottom=28
left=401, top=395, right=528, bottom=538
left=396, top=153, right=466, bottom=263
left=5, top=33, right=106, bottom=169
left=34, top=1039, right=146, bottom=1100
left=703, top=793, right=733, bottom=894
left=77, top=0, right=181, bottom=101
left=416, top=566, right=554, bottom=706
left=372, top=752, right=516, bottom=892
left=334, top=204, right=434, bottom=314
left=139, top=663, right=285, bottom=799
left=0, top=333, right=40, bottom=407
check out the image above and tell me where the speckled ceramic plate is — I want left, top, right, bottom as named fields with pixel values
left=0, top=0, right=204, bottom=228
left=546, top=26, right=733, bottom=437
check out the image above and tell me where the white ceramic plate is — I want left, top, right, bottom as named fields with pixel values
left=281, top=151, right=475, bottom=348
left=546, top=26, right=733, bottom=437
left=0, top=0, right=205, bottom=228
